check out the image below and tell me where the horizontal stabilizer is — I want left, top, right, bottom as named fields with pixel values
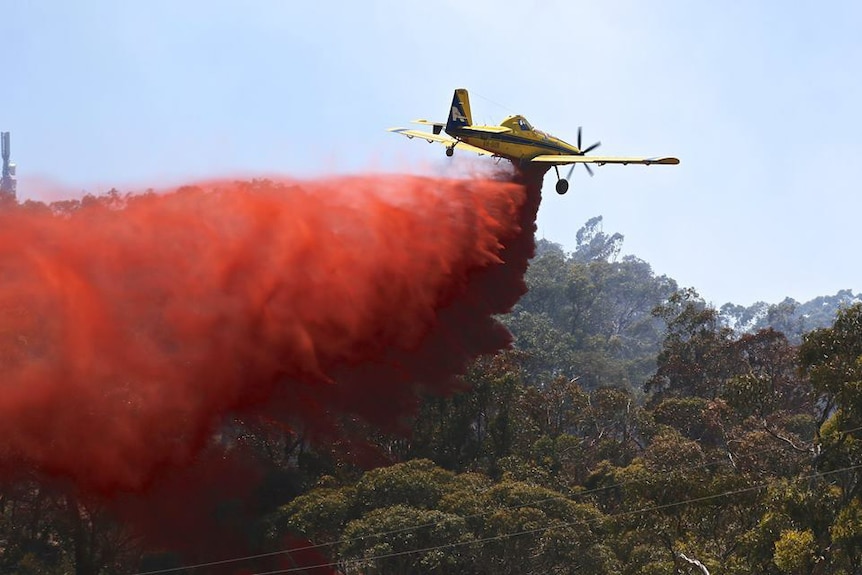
left=387, top=128, right=493, bottom=156
left=412, top=119, right=446, bottom=135
left=411, top=119, right=444, bottom=126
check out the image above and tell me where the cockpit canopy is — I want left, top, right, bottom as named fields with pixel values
left=501, top=115, right=553, bottom=140
left=503, top=115, right=534, bottom=132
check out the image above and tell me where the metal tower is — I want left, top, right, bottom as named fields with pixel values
left=0, top=132, right=17, bottom=200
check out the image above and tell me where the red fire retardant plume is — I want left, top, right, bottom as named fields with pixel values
left=0, top=167, right=544, bottom=494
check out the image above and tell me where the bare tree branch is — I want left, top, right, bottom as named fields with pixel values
left=762, top=420, right=814, bottom=454
left=678, top=552, right=710, bottom=575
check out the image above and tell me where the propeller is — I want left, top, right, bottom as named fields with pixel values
left=567, top=127, right=601, bottom=179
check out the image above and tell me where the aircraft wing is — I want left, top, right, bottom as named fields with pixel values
left=530, top=154, right=680, bottom=166
left=387, top=128, right=494, bottom=156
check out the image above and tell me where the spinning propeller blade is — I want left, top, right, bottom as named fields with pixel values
left=573, top=127, right=600, bottom=177
left=582, top=141, right=601, bottom=154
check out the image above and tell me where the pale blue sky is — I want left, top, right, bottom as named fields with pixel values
left=5, top=1, right=861, bottom=306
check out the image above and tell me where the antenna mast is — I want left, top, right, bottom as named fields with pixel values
left=1, top=131, right=17, bottom=200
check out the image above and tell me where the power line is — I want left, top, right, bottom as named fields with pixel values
left=128, top=443, right=758, bottom=574
left=130, top=425, right=860, bottom=575
left=471, top=91, right=517, bottom=116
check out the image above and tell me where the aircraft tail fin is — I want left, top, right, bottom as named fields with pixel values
left=446, top=88, right=472, bottom=131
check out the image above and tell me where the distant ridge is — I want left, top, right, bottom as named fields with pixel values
left=720, top=289, right=861, bottom=343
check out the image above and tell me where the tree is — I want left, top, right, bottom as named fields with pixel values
left=405, top=352, right=524, bottom=473
left=773, top=528, right=815, bottom=575
left=274, top=460, right=617, bottom=575
left=799, top=303, right=862, bottom=430
left=510, top=220, right=675, bottom=393
left=572, top=216, right=624, bottom=264
left=647, top=288, right=737, bottom=400
left=339, top=505, right=475, bottom=575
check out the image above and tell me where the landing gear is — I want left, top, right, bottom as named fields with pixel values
left=550, top=127, right=601, bottom=195
left=555, top=179, right=569, bottom=195
left=445, top=146, right=454, bottom=157
left=553, top=165, right=569, bottom=195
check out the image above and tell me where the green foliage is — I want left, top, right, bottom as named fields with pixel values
left=279, top=486, right=354, bottom=542
left=800, top=303, right=862, bottom=426
left=647, top=288, right=737, bottom=400
left=644, top=428, right=705, bottom=473
left=340, top=505, right=475, bottom=574
left=773, top=528, right=815, bottom=574
left=652, top=397, right=709, bottom=440
left=573, top=216, right=624, bottom=263
left=830, top=498, right=862, bottom=572
left=352, top=459, right=455, bottom=512
left=275, top=460, right=617, bottom=574
left=508, top=219, right=677, bottom=392
left=406, top=352, right=523, bottom=473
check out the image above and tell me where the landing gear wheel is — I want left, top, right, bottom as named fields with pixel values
left=555, top=179, right=569, bottom=195
left=445, top=147, right=454, bottom=157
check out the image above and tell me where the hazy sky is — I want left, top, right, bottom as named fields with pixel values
left=5, top=1, right=861, bottom=306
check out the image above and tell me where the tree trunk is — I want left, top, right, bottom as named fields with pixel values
left=66, top=495, right=98, bottom=575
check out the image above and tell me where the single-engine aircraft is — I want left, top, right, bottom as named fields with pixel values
left=389, top=88, right=679, bottom=194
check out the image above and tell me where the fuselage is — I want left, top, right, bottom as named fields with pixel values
left=445, top=115, right=580, bottom=162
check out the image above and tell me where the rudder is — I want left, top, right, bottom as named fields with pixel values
left=446, top=88, right=472, bottom=132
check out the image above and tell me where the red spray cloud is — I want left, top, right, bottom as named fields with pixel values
left=0, top=167, right=544, bottom=494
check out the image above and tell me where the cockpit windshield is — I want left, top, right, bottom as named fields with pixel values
left=517, top=118, right=533, bottom=131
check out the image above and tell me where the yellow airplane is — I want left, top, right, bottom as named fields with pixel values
left=389, top=88, right=679, bottom=194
